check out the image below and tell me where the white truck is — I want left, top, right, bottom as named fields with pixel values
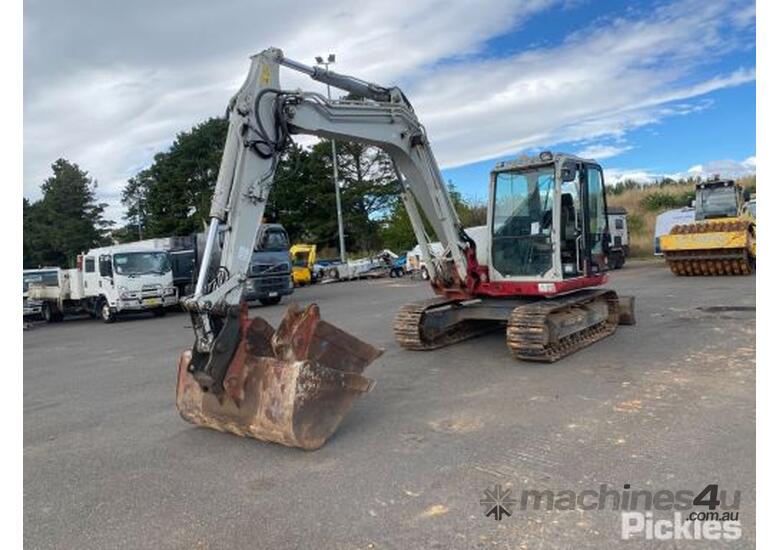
left=23, top=268, right=61, bottom=318
left=320, top=249, right=399, bottom=281
left=28, top=245, right=178, bottom=323
left=407, top=226, right=488, bottom=279
left=653, top=206, right=696, bottom=255
left=606, top=207, right=630, bottom=269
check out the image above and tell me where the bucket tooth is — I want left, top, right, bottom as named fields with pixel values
left=176, top=303, right=382, bottom=450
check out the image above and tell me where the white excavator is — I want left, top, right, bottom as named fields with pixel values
left=176, top=48, right=635, bottom=450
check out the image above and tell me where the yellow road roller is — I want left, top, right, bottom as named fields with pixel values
left=660, top=179, right=755, bottom=275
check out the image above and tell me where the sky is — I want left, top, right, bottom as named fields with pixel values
left=23, top=0, right=756, bottom=221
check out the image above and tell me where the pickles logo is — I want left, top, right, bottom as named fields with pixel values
left=480, top=484, right=517, bottom=521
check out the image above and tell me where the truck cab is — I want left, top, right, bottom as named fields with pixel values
left=606, top=207, right=630, bottom=269
left=290, top=244, right=317, bottom=286
left=80, top=247, right=178, bottom=322
left=243, top=224, right=293, bottom=305
left=23, top=268, right=60, bottom=318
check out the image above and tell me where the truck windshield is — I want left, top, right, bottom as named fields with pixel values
left=23, top=271, right=59, bottom=292
left=113, top=252, right=172, bottom=276
left=697, top=186, right=738, bottom=220
left=257, top=229, right=289, bottom=251
left=293, top=251, right=309, bottom=267
left=492, top=167, right=555, bottom=277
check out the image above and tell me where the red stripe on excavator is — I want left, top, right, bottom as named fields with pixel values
left=474, top=274, right=608, bottom=297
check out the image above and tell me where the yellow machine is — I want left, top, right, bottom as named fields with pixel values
left=660, top=179, right=755, bottom=275
left=290, top=244, right=317, bottom=286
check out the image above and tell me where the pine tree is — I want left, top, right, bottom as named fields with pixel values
left=23, top=159, right=111, bottom=268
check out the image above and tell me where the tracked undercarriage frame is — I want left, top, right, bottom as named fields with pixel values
left=394, top=289, right=635, bottom=362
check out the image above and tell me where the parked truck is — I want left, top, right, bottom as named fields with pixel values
left=114, top=223, right=294, bottom=306
left=654, top=206, right=696, bottom=255
left=321, top=250, right=397, bottom=281
left=606, top=207, right=630, bottom=269
left=23, top=268, right=60, bottom=318
left=407, top=226, right=487, bottom=279
left=241, top=223, right=294, bottom=305
left=28, top=246, right=178, bottom=323
left=290, top=244, right=318, bottom=286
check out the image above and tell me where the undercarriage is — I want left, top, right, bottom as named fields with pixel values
left=394, top=289, right=634, bottom=362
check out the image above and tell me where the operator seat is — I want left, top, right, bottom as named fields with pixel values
left=560, top=193, right=577, bottom=268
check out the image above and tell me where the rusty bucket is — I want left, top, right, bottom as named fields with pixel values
left=176, top=303, right=382, bottom=450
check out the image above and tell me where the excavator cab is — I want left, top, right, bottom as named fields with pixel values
left=489, top=153, right=610, bottom=284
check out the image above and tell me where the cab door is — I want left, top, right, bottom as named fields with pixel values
left=581, top=164, right=609, bottom=274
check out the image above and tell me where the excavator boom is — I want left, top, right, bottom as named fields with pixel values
left=177, top=48, right=476, bottom=448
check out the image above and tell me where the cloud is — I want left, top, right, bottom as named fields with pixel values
left=686, top=156, right=756, bottom=178
left=575, top=144, right=633, bottom=160
left=24, top=0, right=755, bottom=222
left=605, top=155, right=756, bottom=185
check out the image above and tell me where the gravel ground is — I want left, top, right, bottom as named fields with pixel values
left=24, top=260, right=755, bottom=549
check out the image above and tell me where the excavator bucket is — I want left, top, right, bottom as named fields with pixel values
left=176, top=303, right=382, bottom=450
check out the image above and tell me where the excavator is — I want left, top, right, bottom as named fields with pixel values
left=176, top=48, right=635, bottom=450
left=660, top=178, right=756, bottom=276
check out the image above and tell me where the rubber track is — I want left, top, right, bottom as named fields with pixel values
left=506, top=290, right=620, bottom=363
left=393, top=297, right=499, bottom=351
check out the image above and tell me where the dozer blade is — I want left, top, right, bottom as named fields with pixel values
left=176, top=303, right=382, bottom=450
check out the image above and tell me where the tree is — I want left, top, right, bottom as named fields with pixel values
left=266, top=139, right=397, bottom=253
left=121, top=117, right=229, bottom=238
left=265, top=143, right=338, bottom=246
left=378, top=197, right=416, bottom=252
left=23, top=159, right=111, bottom=268
left=378, top=182, right=487, bottom=253
left=447, top=182, right=487, bottom=227
left=117, top=173, right=149, bottom=242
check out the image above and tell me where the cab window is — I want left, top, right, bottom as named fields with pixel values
left=256, top=228, right=289, bottom=251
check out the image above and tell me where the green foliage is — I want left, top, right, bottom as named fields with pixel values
left=448, top=182, right=487, bottom=227
left=23, top=159, right=111, bottom=268
left=120, top=117, right=230, bottom=238
left=378, top=198, right=416, bottom=253
left=378, top=182, right=487, bottom=253
left=263, top=139, right=399, bottom=251
left=121, top=117, right=402, bottom=253
left=606, top=179, right=642, bottom=196
left=626, top=213, right=645, bottom=234
left=639, top=190, right=695, bottom=212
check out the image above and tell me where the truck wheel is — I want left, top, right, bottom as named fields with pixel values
left=328, top=267, right=339, bottom=280
left=100, top=301, right=117, bottom=323
left=152, top=308, right=167, bottom=317
left=420, top=266, right=429, bottom=280
left=260, top=296, right=282, bottom=306
left=42, top=302, right=55, bottom=323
